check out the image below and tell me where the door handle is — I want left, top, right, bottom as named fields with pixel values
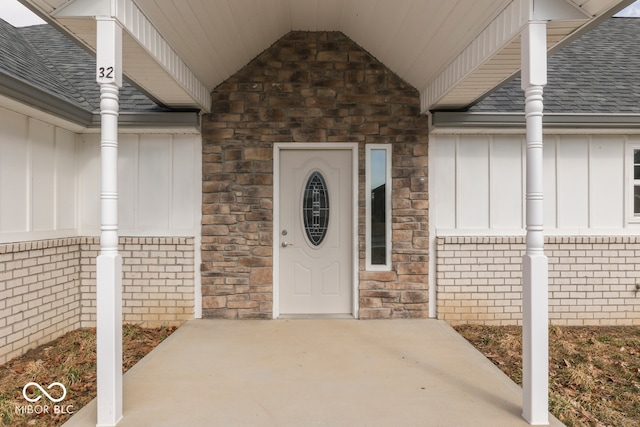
left=281, top=241, right=293, bottom=247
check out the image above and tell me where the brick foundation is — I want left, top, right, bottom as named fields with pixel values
left=201, top=31, right=430, bottom=319
left=436, top=236, right=640, bottom=326
left=0, top=239, right=81, bottom=364
left=0, top=237, right=194, bottom=364
left=80, top=237, right=195, bottom=327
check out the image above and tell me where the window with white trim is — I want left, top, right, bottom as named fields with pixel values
left=366, top=144, right=392, bottom=270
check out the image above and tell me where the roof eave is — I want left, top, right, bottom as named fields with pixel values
left=87, top=111, right=201, bottom=134
left=49, top=0, right=211, bottom=112
left=0, top=72, right=93, bottom=126
left=421, top=0, right=636, bottom=113
left=430, top=111, right=640, bottom=133
left=0, top=72, right=200, bottom=133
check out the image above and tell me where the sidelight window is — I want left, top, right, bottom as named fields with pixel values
left=366, top=145, right=392, bottom=270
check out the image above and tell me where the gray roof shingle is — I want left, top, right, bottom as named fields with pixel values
left=0, top=19, right=93, bottom=110
left=472, top=18, right=640, bottom=114
left=0, top=18, right=163, bottom=113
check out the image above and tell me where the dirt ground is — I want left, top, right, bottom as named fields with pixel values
left=455, top=325, right=640, bottom=427
left=2, top=324, right=640, bottom=426
left=0, top=325, right=175, bottom=427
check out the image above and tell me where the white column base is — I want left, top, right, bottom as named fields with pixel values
left=522, top=253, right=549, bottom=425
left=96, top=253, right=123, bottom=427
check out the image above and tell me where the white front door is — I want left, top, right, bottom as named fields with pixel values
left=278, top=148, right=353, bottom=316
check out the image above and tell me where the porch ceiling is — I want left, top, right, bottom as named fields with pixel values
left=20, top=0, right=632, bottom=113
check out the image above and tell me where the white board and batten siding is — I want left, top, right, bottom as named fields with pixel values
left=430, top=133, right=638, bottom=236
left=79, top=133, right=201, bottom=236
left=0, top=106, right=201, bottom=243
left=0, top=108, right=77, bottom=243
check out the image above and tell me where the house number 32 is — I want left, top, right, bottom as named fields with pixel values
left=98, top=66, right=114, bottom=79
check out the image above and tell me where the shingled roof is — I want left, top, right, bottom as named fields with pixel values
left=0, top=18, right=163, bottom=114
left=472, top=17, right=640, bottom=114
left=4, top=16, right=637, bottom=126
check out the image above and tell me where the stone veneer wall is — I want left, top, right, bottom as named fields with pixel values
left=436, top=236, right=640, bottom=326
left=201, top=31, right=430, bottom=319
left=0, top=237, right=194, bottom=365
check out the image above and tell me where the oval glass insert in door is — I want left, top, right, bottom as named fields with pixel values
left=302, top=171, right=329, bottom=246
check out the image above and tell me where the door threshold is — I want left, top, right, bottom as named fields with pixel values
left=278, top=314, right=355, bottom=319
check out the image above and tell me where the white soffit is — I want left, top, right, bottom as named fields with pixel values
left=132, top=0, right=514, bottom=99
left=25, top=0, right=514, bottom=111
left=23, top=0, right=211, bottom=111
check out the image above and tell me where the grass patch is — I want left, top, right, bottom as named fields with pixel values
left=455, top=325, right=640, bottom=427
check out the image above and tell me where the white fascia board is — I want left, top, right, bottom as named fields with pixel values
left=53, top=0, right=211, bottom=112
left=430, top=112, right=640, bottom=132
left=0, top=92, right=86, bottom=133
left=112, top=0, right=211, bottom=112
left=420, top=0, right=530, bottom=113
left=53, top=0, right=112, bottom=17
left=429, top=115, right=640, bottom=138
left=532, top=0, right=590, bottom=20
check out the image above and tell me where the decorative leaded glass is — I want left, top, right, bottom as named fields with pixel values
left=303, top=172, right=329, bottom=246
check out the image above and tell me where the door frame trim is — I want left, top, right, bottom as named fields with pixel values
left=273, top=143, right=359, bottom=319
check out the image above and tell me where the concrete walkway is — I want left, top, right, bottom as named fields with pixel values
left=64, top=319, right=563, bottom=427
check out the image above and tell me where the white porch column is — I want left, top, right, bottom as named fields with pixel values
left=521, top=21, right=549, bottom=425
left=95, top=16, right=123, bottom=427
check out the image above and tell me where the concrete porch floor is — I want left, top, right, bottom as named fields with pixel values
left=63, top=319, right=563, bottom=427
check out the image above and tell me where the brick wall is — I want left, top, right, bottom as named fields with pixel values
left=1, top=237, right=194, bottom=364
left=0, top=239, right=81, bottom=365
left=436, top=236, right=640, bottom=325
left=80, top=237, right=195, bottom=328
left=202, top=31, right=430, bottom=319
